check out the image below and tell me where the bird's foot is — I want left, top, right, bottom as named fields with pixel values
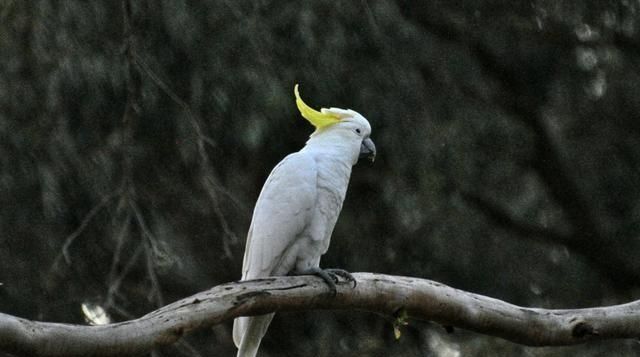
left=292, top=267, right=356, bottom=296
left=324, top=268, right=357, bottom=288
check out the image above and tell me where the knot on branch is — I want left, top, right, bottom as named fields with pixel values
left=572, top=321, right=598, bottom=338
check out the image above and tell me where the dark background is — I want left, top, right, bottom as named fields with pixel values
left=2, top=1, right=640, bottom=356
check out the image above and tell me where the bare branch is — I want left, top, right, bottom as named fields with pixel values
left=129, top=200, right=165, bottom=307
left=105, top=240, right=144, bottom=311
left=130, top=37, right=240, bottom=258
left=105, top=212, right=132, bottom=305
left=120, top=0, right=138, bottom=195
left=1, top=273, right=640, bottom=356
left=51, top=190, right=118, bottom=267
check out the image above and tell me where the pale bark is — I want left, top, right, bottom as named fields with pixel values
left=1, top=273, right=640, bottom=356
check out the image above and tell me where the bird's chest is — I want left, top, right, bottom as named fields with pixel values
left=308, top=159, right=351, bottom=243
left=290, top=157, right=352, bottom=271
left=293, top=180, right=347, bottom=270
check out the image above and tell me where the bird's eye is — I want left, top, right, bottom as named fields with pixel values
left=355, top=128, right=361, bottom=134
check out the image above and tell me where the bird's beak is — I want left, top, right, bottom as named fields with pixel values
left=359, top=138, right=376, bottom=163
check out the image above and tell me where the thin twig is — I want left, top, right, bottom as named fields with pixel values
left=105, top=236, right=143, bottom=309
left=132, top=52, right=216, bottom=150
left=145, top=246, right=164, bottom=308
left=129, top=200, right=164, bottom=307
left=120, top=0, right=137, bottom=196
left=133, top=51, right=240, bottom=257
left=107, top=211, right=132, bottom=291
left=55, top=190, right=119, bottom=265
left=203, top=176, right=239, bottom=252
left=129, top=200, right=159, bottom=254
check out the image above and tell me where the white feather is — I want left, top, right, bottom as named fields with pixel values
left=233, top=110, right=373, bottom=357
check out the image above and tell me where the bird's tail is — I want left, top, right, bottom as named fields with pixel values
left=233, top=313, right=275, bottom=357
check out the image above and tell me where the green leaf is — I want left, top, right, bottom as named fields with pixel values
left=392, top=307, right=410, bottom=340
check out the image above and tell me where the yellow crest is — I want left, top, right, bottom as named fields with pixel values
left=294, top=84, right=341, bottom=129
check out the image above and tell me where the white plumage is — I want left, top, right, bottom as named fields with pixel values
left=233, top=88, right=375, bottom=357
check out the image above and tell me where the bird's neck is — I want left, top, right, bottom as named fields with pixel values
left=301, top=144, right=354, bottom=196
left=302, top=137, right=358, bottom=167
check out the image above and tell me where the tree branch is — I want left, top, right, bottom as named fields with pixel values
left=1, top=273, right=640, bottom=356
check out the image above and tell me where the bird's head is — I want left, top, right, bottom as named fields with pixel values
left=295, top=84, right=376, bottom=165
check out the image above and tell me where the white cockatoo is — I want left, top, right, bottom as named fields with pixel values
left=232, top=85, right=376, bottom=357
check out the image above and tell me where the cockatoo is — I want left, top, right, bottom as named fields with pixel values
left=232, top=85, right=376, bottom=357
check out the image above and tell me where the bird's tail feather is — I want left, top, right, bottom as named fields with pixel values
left=233, top=313, right=275, bottom=357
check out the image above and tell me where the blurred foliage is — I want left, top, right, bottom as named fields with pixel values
left=1, top=0, right=640, bottom=356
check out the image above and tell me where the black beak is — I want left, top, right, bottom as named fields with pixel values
left=359, top=138, right=376, bottom=163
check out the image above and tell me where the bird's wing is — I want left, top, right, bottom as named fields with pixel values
left=241, top=151, right=317, bottom=279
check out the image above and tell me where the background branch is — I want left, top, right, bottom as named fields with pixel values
left=2, top=273, right=640, bottom=357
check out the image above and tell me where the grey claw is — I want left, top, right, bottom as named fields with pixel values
left=325, top=269, right=357, bottom=288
